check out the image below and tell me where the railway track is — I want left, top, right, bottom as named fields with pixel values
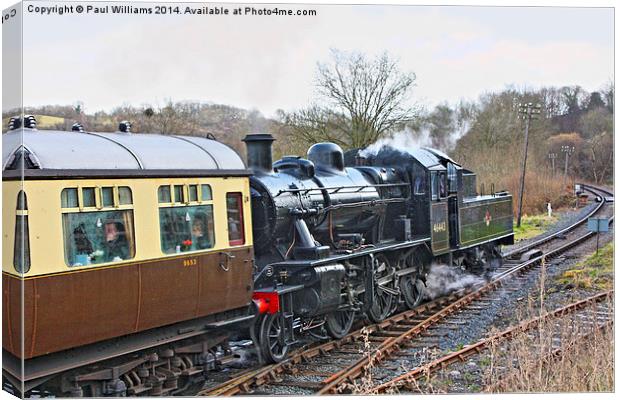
left=503, top=183, right=611, bottom=259
left=367, top=290, right=614, bottom=393
left=197, top=184, right=613, bottom=396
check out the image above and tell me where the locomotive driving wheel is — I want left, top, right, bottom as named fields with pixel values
left=400, top=276, right=425, bottom=309
left=399, top=249, right=428, bottom=309
left=258, top=314, right=290, bottom=363
left=368, top=253, right=397, bottom=323
left=325, top=309, right=355, bottom=339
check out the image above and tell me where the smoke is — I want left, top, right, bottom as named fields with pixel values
left=423, top=263, right=485, bottom=300
left=358, top=126, right=433, bottom=158
left=447, top=116, right=471, bottom=151
left=358, top=103, right=475, bottom=158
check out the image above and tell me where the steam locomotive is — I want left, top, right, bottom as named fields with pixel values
left=245, top=133, right=513, bottom=363
left=3, top=120, right=512, bottom=396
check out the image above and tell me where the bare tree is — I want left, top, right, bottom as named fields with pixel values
left=283, top=106, right=351, bottom=147
left=586, top=131, right=613, bottom=184
left=287, top=50, right=418, bottom=149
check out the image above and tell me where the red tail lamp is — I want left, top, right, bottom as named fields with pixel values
left=252, top=292, right=280, bottom=314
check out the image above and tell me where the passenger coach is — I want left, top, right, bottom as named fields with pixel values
left=3, top=124, right=255, bottom=396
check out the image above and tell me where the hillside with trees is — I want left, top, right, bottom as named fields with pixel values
left=4, top=51, right=612, bottom=216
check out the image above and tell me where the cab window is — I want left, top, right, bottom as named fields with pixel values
left=439, top=172, right=448, bottom=198
left=61, top=187, right=136, bottom=267
left=14, top=191, right=31, bottom=273
left=414, top=176, right=425, bottom=195
left=431, top=172, right=439, bottom=201
left=226, top=192, right=245, bottom=246
left=447, top=163, right=458, bottom=193
left=158, top=184, right=215, bottom=254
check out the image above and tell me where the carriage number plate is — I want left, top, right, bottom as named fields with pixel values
left=183, top=258, right=198, bottom=267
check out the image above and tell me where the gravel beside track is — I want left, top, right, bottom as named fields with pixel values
left=195, top=186, right=613, bottom=396
left=503, top=201, right=598, bottom=254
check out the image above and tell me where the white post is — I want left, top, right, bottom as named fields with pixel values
left=547, top=202, right=552, bottom=218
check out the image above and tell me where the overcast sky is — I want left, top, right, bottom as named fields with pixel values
left=10, top=2, right=615, bottom=117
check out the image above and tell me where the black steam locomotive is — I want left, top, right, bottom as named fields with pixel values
left=247, top=134, right=513, bottom=363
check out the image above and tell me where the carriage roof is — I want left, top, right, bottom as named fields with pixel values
left=2, top=129, right=249, bottom=178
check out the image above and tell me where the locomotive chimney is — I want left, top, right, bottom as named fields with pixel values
left=243, top=133, right=275, bottom=173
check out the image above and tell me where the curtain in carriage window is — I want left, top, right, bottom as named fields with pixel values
left=158, top=205, right=215, bottom=254
left=61, top=186, right=136, bottom=267
left=226, top=192, right=245, bottom=246
left=62, top=210, right=136, bottom=267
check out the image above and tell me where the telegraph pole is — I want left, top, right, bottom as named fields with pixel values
left=548, top=153, right=557, bottom=175
left=561, top=145, right=575, bottom=188
left=516, top=102, right=542, bottom=228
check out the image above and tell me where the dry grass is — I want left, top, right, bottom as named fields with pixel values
left=348, top=328, right=444, bottom=395
left=483, top=306, right=613, bottom=392
left=483, top=273, right=614, bottom=394
left=467, top=147, right=575, bottom=214
left=484, top=256, right=614, bottom=393
left=353, top=253, right=614, bottom=395
left=558, top=242, right=614, bottom=290
left=344, top=327, right=377, bottom=394
left=503, top=170, right=575, bottom=215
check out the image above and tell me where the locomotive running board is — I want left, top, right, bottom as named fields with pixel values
left=271, top=237, right=430, bottom=268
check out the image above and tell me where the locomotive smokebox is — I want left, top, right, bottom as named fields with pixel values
left=243, top=133, right=275, bottom=173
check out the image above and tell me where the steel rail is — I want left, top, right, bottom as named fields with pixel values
left=369, top=290, right=613, bottom=393
left=317, top=217, right=614, bottom=394
left=502, top=184, right=609, bottom=259
left=198, top=290, right=472, bottom=396
left=197, top=185, right=613, bottom=396
left=317, top=187, right=614, bottom=394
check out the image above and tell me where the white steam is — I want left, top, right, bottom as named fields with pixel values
left=358, top=105, right=474, bottom=158
left=358, top=126, right=433, bottom=158
left=423, top=263, right=484, bottom=300
left=447, top=117, right=471, bottom=151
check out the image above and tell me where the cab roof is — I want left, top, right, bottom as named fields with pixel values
left=369, top=146, right=460, bottom=171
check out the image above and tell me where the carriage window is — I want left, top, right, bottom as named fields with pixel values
left=16, top=190, right=27, bottom=210
left=14, top=191, right=30, bottom=273
left=174, top=185, right=184, bottom=203
left=158, top=206, right=215, bottom=254
left=119, top=187, right=133, bottom=205
left=82, top=188, right=96, bottom=208
left=189, top=185, right=198, bottom=202
left=62, top=210, right=136, bottom=267
left=201, top=185, right=212, bottom=201
left=226, top=192, right=245, bottom=246
left=61, top=188, right=79, bottom=208
left=158, top=186, right=172, bottom=203
left=62, top=186, right=135, bottom=267
left=102, top=187, right=114, bottom=207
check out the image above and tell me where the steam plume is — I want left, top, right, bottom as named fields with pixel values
left=424, top=263, right=484, bottom=300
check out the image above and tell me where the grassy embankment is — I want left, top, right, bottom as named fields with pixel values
left=558, top=242, right=614, bottom=290
left=512, top=214, right=559, bottom=242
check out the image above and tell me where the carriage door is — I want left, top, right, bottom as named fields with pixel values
left=447, top=163, right=460, bottom=248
